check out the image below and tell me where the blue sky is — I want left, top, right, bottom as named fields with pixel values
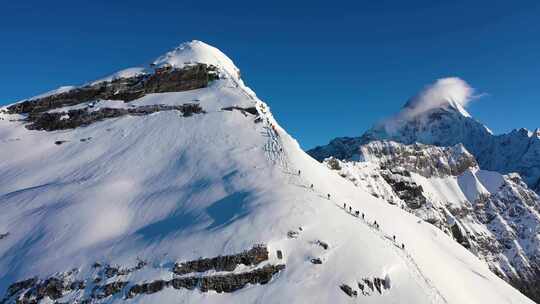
left=1, top=1, right=539, bottom=149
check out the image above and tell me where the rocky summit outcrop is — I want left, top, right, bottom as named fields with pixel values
left=322, top=140, right=540, bottom=302
left=6, top=64, right=218, bottom=115
left=4, top=64, right=215, bottom=131
left=26, top=104, right=204, bottom=131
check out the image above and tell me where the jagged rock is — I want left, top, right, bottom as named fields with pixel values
left=127, top=264, right=286, bottom=298
left=373, top=277, right=384, bottom=294
left=287, top=231, right=299, bottom=239
left=173, top=245, right=268, bottom=275
left=127, top=280, right=167, bottom=298
left=26, top=104, right=204, bottom=131
left=310, top=258, right=323, bottom=265
left=199, top=264, right=285, bottom=293
left=93, top=281, right=128, bottom=299
left=276, top=250, right=283, bottom=259
left=5, top=278, right=36, bottom=298
left=315, top=240, right=329, bottom=250
left=222, top=106, right=259, bottom=116
left=170, top=277, right=199, bottom=290
left=54, top=140, right=68, bottom=145
left=327, top=157, right=341, bottom=170
left=363, top=278, right=374, bottom=291
left=339, top=284, right=357, bottom=297
left=6, top=64, right=218, bottom=115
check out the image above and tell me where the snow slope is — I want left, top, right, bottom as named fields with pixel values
left=319, top=140, right=540, bottom=301
left=0, top=41, right=533, bottom=303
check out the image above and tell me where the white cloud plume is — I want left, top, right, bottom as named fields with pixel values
left=378, top=77, right=481, bottom=135
left=401, top=77, right=475, bottom=119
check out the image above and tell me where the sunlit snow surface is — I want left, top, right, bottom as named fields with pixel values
left=0, top=41, right=533, bottom=303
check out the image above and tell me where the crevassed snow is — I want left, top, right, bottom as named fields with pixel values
left=0, top=42, right=533, bottom=304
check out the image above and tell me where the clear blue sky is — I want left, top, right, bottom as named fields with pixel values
left=1, top=1, right=539, bottom=149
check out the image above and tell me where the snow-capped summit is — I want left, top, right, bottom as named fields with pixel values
left=152, top=40, right=241, bottom=80
left=0, top=43, right=535, bottom=303
left=399, top=77, right=474, bottom=119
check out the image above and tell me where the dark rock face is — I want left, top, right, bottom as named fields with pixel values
left=1, top=273, right=85, bottom=304
left=1, top=246, right=282, bottom=303
left=92, top=281, right=128, bottom=299
left=310, top=258, right=323, bottom=265
left=173, top=245, right=269, bottom=275
left=222, top=106, right=259, bottom=116
left=6, top=64, right=218, bottom=115
left=339, top=284, right=357, bottom=297
left=380, top=171, right=427, bottom=209
left=127, top=280, right=167, bottom=298
left=198, top=264, right=285, bottom=293
left=5, top=278, right=37, bottom=298
left=128, top=264, right=286, bottom=298
left=26, top=104, right=204, bottom=131
left=315, top=240, right=329, bottom=250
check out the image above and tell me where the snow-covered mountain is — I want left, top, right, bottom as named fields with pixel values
left=0, top=42, right=533, bottom=303
left=309, top=78, right=540, bottom=193
left=321, top=141, right=540, bottom=301
left=308, top=78, right=540, bottom=301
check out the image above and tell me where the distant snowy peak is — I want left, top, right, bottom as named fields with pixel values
left=399, top=77, right=475, bottom=119
left=308, top=77, right=540, bottom=193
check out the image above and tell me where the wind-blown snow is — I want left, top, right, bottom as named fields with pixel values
left=402, top=77, right=475, bottom=119
left=0, top=42, right=533, bottom=304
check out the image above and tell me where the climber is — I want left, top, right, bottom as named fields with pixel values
left=327, top=194, right=331, bottom=200
left=343, top=203, right=346, bottom=209
left=310, top=184, right=314, bottom=190
left=393, top=235, right=396, bottom=242
left=362, top=213, right=365, bottom=219
left=355, top=211, right=359, bottom=217
left=401, top=243, right=405, bottom=249
left=298, top=169, right=301, bottom=175
left=349, top=206, right=352, bottom=213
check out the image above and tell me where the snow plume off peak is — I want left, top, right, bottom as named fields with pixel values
left=378, top=77, right=477, bottom=134
left=402, top=77, right=475, bottom=119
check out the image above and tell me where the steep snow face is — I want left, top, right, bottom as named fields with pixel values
left=323, top=140, right=540, bottom=301
left=0, top=43, right=534, bottom=304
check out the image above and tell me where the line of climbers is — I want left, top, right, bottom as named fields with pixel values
left=340, top=202, right=405, bottom=250
left=270, top=126, right=407, bottom=251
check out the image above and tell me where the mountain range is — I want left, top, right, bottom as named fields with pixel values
left=0, top=41, right=536, bottom=303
